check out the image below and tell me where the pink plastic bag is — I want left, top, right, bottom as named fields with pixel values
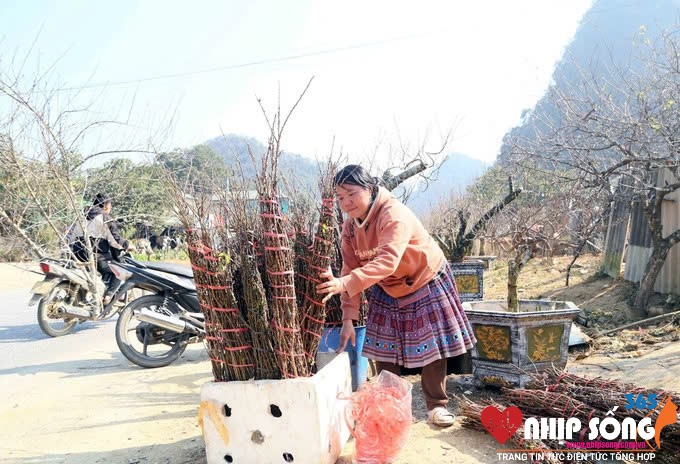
left=346, top=370, right=413, bottom=464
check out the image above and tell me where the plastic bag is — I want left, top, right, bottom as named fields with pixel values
left=346, top=370, right=412, bottom=464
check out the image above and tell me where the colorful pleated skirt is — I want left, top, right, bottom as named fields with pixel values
left=362, top=263, right=476, bottom=369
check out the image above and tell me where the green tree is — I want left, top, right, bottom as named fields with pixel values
left=84, top=158, right=172, bottom=233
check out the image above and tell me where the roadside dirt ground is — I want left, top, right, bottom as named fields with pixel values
left=1, top=258, right=679, bottom=464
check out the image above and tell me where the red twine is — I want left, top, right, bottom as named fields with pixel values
left=302, top=329, right=321, bottom=339
left=191, top=264, right=219, bottom=275
left=345, top=371, right=412, bottom=463
left=314, top=235, right=333, bottom=245
left=196, top=283, right=231, bottom=290
left=271, top=321, right=300, bottom=333
left=200, top=304, right=238, bottom=313
left=307, top=263, right=329, bottom=273
left=303, top=312, right=325, bottom=324
left=298, top=274, right=323, bottom=284
left=267, top=269, right=294, bottom=276
left=304, top=294, right=325, bottom=307
left=264, top=232, right=288, bottom=238
left=264, top=246, right=291, bottom=251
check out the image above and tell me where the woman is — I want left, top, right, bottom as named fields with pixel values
left=317, top=165, right=476, bottom=427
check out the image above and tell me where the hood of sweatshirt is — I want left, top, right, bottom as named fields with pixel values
left=86, top=205, right=104, bottom=220
left=354, top=186, right=391, bottom=229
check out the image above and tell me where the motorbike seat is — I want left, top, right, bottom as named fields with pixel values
left=136, top=261, right=194, bottom=279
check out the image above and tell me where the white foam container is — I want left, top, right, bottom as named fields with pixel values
left=200, top=352, right=352, bottom=464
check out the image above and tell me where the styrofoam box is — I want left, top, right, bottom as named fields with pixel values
left=200, top=352, right=352, bottom=464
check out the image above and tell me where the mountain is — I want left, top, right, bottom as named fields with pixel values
left=403, top=154, right=489, bottom=215
left=206, top=134, right=486, bottom=215
left=498, top=0, right=680, bottom=164
left=205, top=134, right=320, bottom=193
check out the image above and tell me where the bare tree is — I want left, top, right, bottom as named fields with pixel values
left=379, top=128, right=453, bottom=203
left=0, top=47, right=161, bottom=298
left=427, top=164, right=522, bottom=262
left=511, top=26, right=680, bottom=315
left=563, top=185, right=610, bottom=286
left=496, top=190, right=572, bottom=311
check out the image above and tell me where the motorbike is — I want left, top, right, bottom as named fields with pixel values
left=109, top=258, right=205, bottom=368
left=29, top=254, right=140, bottom=337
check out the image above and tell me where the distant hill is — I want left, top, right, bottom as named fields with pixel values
left=402, top=154, right=489, bottom=215
left=206, top=134, right=487, bottom=214
left=205, top=134, right=320, bottom=194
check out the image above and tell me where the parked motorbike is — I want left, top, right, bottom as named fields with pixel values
left=110, top=258, right=205, bottom=368
left=29, top=255, right=139, bottom=337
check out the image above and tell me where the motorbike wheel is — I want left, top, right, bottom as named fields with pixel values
left=115, top=295, right=188, bottom=368
left=37, top=282, right=80, bottom=337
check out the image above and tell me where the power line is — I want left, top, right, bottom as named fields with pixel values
left=51, top=32, right=431, bottom=93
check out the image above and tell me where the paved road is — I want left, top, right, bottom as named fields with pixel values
left=0, top=287, right=119, bottom=371
left=0, top=278, right=210, bottom=464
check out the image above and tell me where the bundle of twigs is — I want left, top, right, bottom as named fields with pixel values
left=323, top=202, right=370, bottom=326
left=521, top=370, right=680, bottom=455
left=159, top=155, right=257, bottom=381
left=220, top=184, right=281, bottom=380
left=459, top=398, right=568, bottom=464
left=501, top=388, right=594, bottom=424
left=256, top=136, right=310, bottom=378
left=283, top=186, right=315, bottom=311
left=300, top=161, right=338, bottom=358
left=293, top=227, right=312, bottom=309
left=184, top=226, right=255, bottom=381
left=234, top=232, right=281, bottom=379
left=529, top=370, right=680, bottom=411
left=182, top=227, right=230, bottom=381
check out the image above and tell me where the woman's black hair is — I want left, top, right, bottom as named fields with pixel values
left=333, top=165, right=382, bottom=194
left=92, top=193, right=112, bottom=208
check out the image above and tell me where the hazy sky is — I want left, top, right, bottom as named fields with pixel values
left=0, top=0, right=593, bottom=165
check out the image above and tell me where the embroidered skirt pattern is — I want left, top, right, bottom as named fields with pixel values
left=362, top=263, right=476, bottom=368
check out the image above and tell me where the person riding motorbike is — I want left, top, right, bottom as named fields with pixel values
left=71, top=194, right=132, bottom=305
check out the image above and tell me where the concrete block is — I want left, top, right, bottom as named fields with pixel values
left=200, top=352, right=352, bottom=464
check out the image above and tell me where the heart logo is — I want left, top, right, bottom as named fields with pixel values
left=480, top=406, right=523, bottom=444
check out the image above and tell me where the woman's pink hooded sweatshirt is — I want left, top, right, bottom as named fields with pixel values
left=339, top=187, right=445, bottom=321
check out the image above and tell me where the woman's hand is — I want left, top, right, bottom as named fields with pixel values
left=316, top=268, right=345, bottom=304
left=337, top=319, right=356, bottom=353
